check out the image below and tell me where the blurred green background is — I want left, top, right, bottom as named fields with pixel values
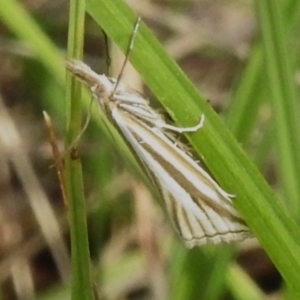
left=0, top=0, right=300, bottom=299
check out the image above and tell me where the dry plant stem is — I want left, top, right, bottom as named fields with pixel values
left=0, top=93, right=70, bottom=283
left=10, top=256, right=35, bottom=299
left=43, top=111, right=68, bottom=208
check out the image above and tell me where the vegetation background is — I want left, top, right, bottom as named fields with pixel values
left=0, top=0, right=300, bottom=299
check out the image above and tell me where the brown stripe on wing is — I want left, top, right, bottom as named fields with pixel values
left=138, top=136, right=245, bottom=224
left=120, top=110, right=216, bottom=188
left=118, top=111, right=250, bottom=242
left=122, top=114, right=246, bottom=223
left=168, top=191, right=250, bottom=244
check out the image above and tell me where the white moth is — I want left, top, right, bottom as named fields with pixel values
left=66, top=59, right=250, bottom=247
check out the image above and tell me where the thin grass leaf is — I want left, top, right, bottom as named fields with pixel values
left=65, top=1, right=94, bottom=300
left=1, top=0, right=300, bottom=296
left=255, top=0, right=300, bottom=217
left=85, top=0, right=300, bottom=296
left=227, top=264, right=266, bottom=300
left=226, top=0, right=300, bottom=148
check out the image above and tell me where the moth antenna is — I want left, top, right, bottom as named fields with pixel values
left=112, top=16, right=141, bottom=96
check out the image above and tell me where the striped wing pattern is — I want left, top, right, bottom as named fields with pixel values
left=66, top=59, right=251, bottom=247
left=112, top=110, right=250, bottom=247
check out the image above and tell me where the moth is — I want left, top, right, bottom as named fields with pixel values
left=66, top=20, right=250, bottom=248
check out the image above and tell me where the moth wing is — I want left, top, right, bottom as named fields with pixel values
left=160, top=183, right=250, bottom=248
left=112, top=109, right=251, bottom=248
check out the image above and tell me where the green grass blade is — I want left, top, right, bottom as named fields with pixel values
left=65, top=1, right=94, bottom=300
left=226, top=0, right=300, bottom=148
left=227, top=264, right=266, bottom=300
left=85, top=0, right=300, bottom=296
left=255, top=0, right=300, bottom=216
left=2, top=0, right=300, bottom=296
left=226, top=46, right=264, bottom=144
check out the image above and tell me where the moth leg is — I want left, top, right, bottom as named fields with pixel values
left=158, top=114, right=205, bottom=133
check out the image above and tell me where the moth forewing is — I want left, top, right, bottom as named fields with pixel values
left=66, top=59, right=251, bottom=247
left=113, top=109, right=250, bottom=246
